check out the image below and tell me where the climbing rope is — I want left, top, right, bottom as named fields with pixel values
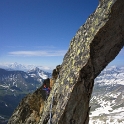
left=48, top=81, right=59, bottom=124
left=49, top=95, right=54, bottom=124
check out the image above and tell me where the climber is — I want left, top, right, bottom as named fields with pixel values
left=43, top=85, right=50, bottom=99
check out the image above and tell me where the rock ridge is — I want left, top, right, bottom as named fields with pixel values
left=7, top=66, right=61, bottom=124
left=39, top=0, right=124, bottom=124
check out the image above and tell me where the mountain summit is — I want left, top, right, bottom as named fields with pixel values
left=27, top=67, right=51, bottom=81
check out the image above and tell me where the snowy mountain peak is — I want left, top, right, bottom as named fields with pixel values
left=28, top=67, right=39, bottom=72
left=33, top=67, right=41, bottom=72
left=27, top=67, right=51, bottom=80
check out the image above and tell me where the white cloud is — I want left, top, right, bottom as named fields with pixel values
left=8, top=50, right=67, bottom=57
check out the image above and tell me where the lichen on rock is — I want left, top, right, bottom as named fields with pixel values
left=39, top=0, right=124, bottom=124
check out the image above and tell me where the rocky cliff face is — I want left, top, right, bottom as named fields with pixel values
left=8, top=0, right=124, bottom=124
left=7, top=66, right=61, bottom=124
left=39, top=0, right=124, bottom=124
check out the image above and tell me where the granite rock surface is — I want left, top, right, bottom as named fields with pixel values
left=39, top=0, right=124, bottom=124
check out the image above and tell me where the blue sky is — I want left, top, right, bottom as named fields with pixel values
left=0, top=0, right=124, bottom=70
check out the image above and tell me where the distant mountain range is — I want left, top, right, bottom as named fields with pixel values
left=0, top=65, right=124, bottom=123
left=0, top=62, right=52, bottom=72
left=0, top=67, right=51, bottom=123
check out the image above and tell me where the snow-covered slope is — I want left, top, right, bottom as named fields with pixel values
left=90, top=66, right=124, bottom=124
left=95, top=66, right=124, bottom=86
